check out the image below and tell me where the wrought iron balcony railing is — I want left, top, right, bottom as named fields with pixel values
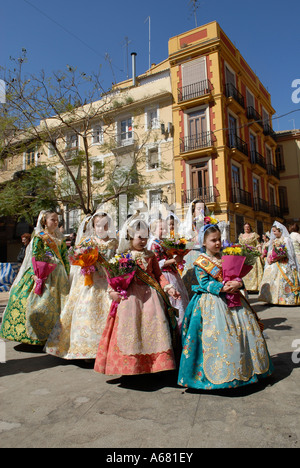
left=247, top=106, right=263, bottom=127
left=266, top=163, right=280, bottom=179
left=180, top=131, right=215, bottom=153
left=181, top=186, right=219, bottom=205
left=253, top=197, right=269, bottom=213
left=178, top=79, right=213, bottom=102
left=231, top=187, right=252, bottom=207
left=225, top=83, right=245, bottom=108
left=250, top=150, right=266, bottom=169
left=227, top=133, right=248, bottom=157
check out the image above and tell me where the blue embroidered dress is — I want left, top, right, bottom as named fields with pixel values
left=178, top=254, right=273, bottom=390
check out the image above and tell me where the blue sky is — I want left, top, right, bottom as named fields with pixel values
left=1, top=0, right=300, bottom=131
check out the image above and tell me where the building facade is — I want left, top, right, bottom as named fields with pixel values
left=169, top=21, right=280, bottom=240
left=276, top=129, right=300, bottom=224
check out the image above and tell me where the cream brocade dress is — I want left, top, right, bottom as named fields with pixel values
left=238, top=232, right=263, bottom=291
left=45, top=238, right=117, bottom=359
left=258, top=237, right=300, bottom=306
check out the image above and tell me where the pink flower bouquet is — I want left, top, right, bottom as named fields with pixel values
left=269, top=243, right=288, bottom=264
left=221, top=243, right=259, bottom=308
left=32, top=254, right=57, bottom=296
left=105, top=253, right=137, bottom=317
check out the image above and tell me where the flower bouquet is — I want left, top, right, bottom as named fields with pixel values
left=204, top=216, right=218, bottom=225
left=161, top=236, right=191, bottom=275
left=105, top=253, right=137, bottom=317
left=32, top=251, right=58, bottom=296
left=68, top=240, right=99, bottom=286
left=269, top=241, right=288, bottom=264
left=221, top=243, right=260, bottom=308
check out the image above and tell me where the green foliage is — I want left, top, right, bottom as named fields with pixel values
left=0, top=165, right=58, bottom=223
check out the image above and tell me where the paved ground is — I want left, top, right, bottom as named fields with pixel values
left=0, top=293, right=299, bottom=449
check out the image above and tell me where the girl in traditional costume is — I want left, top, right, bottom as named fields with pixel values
left=94, top=214, right=181, bottom=376
left=178, top=224, right=273, bottom=390
left=45, top=210, right=118, bottom=360
left=288, top=223, right=300, bottom=267
left=0, top=210, right=70, bottom=345
left=148, top=217, right=189, bottom=329
left=258, top=221, right=300, bottom=305
left=238, top=223, right=263, bottom=292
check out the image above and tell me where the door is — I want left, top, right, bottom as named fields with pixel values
left=232, top=164, right=241, bottom=202
left=188, top=110, right=207, bottom=149
left=229, top=114, right=237, bottom=147
left=191, top=162, right=209, bottom=201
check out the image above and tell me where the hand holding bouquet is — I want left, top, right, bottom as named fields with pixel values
left=268, top=241, right=288, bottom=264
left=105, top=253, right=137, bottom=317
left=32, top=251, right=58, bottom=296
left=221, top=243, right=260, bottom=308
left=161, top=236, right=191, bottom=275
left=68, top=240, right=99, bottom=286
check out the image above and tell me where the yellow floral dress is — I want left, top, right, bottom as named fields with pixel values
left=238, top=232, right=263, bottom=291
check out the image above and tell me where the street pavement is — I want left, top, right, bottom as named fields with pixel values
left=0, top=292, right=299, bottom=449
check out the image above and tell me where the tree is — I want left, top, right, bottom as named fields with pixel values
left=0, top=51, right=169, bottom=223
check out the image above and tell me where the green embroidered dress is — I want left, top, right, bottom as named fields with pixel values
left=0, top=232, right=70, bottom=345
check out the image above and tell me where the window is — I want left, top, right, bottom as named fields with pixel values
left=232, top=164, right=241, bottom=189
left=48, top=142, right=56, bottom=157
left=92, top=160, right=104, bottom=182
left=65, top=133, right=78, bottom=159
left=253, top=176, right=260, bottom=200
left=182, top=57, right=207, bottom=85
left=26, top=148, right=35, bottom=168
left=92, top=125, right=103, bottom=145
left=147, top=147, right=159, bottom=170
left=275, top=145, right=285, bottom=170
left=246, top=89, right=255, bottom=109
left=147, top=108, right=159, bottom=129
left=149, top=189, right=162, bottom=209
left=250, top=132, right=257, bottom=163
left=120, top=117, right=132, bottom=141
left=265, top=145, right=273, bottom=165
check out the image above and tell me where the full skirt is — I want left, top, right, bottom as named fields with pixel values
left=178, top=293, right=273, bottom=390
left=45, top=269, right=112, bottom=359
left=94, top=280, right=176, bottom=375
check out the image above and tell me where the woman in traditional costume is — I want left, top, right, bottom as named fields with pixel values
left=258, top=221, right=300, bottom=305
left=0, top=211, right=70, bottom=345
left=148, top=217, right=189, bottom=329
left=238, top=223, right=263, bottom=292
left=45, top=209, right=118, bottom=360
left=94, top=214, right=180, bottom=376
left=179, top=199, right=205, bottom=298
left=288, top=223, right=300, bottom=267
left=178, top=224, right=273, bottom=390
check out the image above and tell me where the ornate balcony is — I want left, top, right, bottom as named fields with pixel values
left=247, top=106, right=263, bottom=128
left=250, top=150, right=266, bottom=171
left=253, top=197, right=269, bottom=214
left=231, top=187, right=252, bottom=208
left=266, top=163, right=280, bottom=180
left=181, top=186, right=219, bottom=205
left=178, top=79, right=213, bottom=103
left=225, top=83, right=245, bottom=109
left=227, top=133, right=248, bottom=157
left=180, top=131, right=215, bottom=154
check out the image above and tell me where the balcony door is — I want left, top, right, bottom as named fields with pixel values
left=191, top=162, right=209, bottom=200
left=229, top=114, right=237, bottom=146
left=253, top=176, right=260, bottom=201
left=188, top=110, right=207, bottom=149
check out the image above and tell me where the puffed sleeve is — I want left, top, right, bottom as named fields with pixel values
left=194, top=266, right=223, bottom=296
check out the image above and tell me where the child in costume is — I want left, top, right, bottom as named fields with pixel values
left=0, top=211, right=70, bottom=345
left=45, top=210, right=118, bottom=360
left=148, top=217, right=189, bottom=329
left=178, top=224, right=273, bottom=390
left=94, top=215, right=181, bottom=376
